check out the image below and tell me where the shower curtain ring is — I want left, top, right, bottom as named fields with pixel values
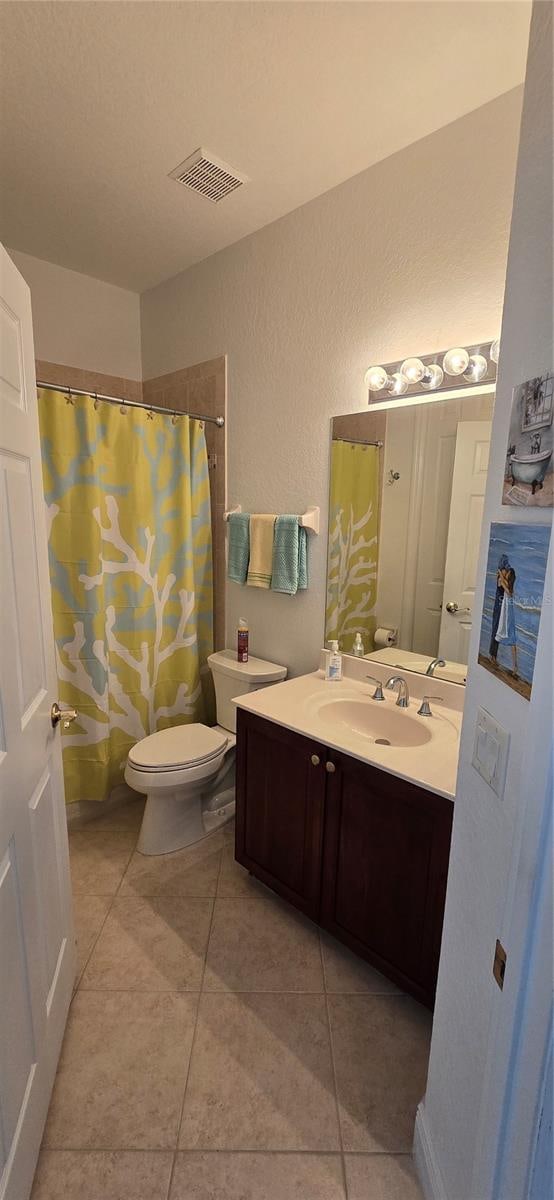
left=93, top=392, right=99, bottom=410
left=147, top=405, right=154, bottom=420
left=120, top=398, right=127, bottom=415
left=172, top=411, right=179, bottom=425
left=66, top=389, right=75, bottom=405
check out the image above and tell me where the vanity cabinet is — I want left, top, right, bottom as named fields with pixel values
left=234, top=711, right=327, bottom=920
left=235, top=710, right=453, bottom=1009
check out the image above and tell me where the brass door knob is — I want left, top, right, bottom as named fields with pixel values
left=51, top=702, right=77, bottom=730
left=325, top=761, right=336, bottom=774
left=310, top=754, right=320, bottom=766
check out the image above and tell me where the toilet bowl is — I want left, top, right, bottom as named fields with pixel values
left=125, top=650, right=287, bottom=855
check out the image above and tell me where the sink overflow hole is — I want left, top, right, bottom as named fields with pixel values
left=375, top=737, right=391, bottom=746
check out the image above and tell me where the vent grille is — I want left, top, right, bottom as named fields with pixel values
left=169, top=148, right=247, bottom=203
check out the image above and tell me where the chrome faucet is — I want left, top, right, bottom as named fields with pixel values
left=385, top=675, right=410, bottom=708
left=425, top=658, right=446, bottom=677
left=365, top=675, right=385, bottom=701
left=417, top=695, right=443, bottom=717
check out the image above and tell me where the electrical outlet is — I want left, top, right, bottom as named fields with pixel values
left=472, top=707, right=510, bottom=798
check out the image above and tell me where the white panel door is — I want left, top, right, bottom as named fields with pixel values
left=411, top=405, right=458, bottom=655
left=438, top=420, right=492, bottom=663
left=0, top=245, right=75, bottom=1200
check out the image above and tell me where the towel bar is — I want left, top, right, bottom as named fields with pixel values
left=223, top=504, right=320, bottom=535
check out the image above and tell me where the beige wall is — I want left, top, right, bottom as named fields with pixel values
left=140, top=88, right=523, bottom=675
left=10, top=249, right=142, bottom=380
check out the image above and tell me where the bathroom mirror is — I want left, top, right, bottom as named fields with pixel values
left=324, top=390, right=495, bottom=683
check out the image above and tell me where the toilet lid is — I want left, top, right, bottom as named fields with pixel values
left=128, top=723, right=227, bottom=771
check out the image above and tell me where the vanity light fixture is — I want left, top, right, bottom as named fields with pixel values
left=365, top=367, right=409, bottom=395
left=463, top=353, right=488, bottom=383
left=365, top=339, right=499, bottom=404
left=364, top=365, right=391, bottom=391
left=420, top=363, right=444, bottom=390
left=442, top=347, right=470, bottom=376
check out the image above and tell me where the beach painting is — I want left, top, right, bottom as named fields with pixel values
left=478, top=522, right=551, bottom=700
left=503, top=372, right=553, bottom=507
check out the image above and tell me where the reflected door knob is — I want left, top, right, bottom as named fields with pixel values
left=51, top=702, right=77, bottom=729
left=310, top=754, right=320, bottom=767
left=445, top=601, right=459, bottom=614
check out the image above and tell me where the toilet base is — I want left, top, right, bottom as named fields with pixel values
left=137, top=783, right=235, bottom=856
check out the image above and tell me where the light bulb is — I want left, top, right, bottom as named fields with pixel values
left=490, top=338, right=500, bottom=364
left=463, top=354, right=488, bottom=382
left=443, top=347, right=470, bottom=376
left=400, top=357, right=426, bottom=384
left=386, top=371, right=409, bottom=396
left=420, top=363, right=444, bottom=390
left=365, top=365, right=389, bottom=392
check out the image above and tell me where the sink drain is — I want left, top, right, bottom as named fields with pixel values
left=374, top=737, right=391, bottom=746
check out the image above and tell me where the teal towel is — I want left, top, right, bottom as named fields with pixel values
left=271, top=515, right=308, bottom=595
left=227, top=512, right=250, bottom=584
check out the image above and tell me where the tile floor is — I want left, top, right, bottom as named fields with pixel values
left=32, top=800, right=429, bottom=1199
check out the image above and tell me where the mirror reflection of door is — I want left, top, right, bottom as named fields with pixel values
left=325, top=392, right=494, bottom=682
left=438, top=421, right=492, bottom=662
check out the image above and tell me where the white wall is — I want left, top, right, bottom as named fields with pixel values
left=416, top=5, right=553, bottom=1198
left=10, top=249, right=142, bottom=380
left=141, top=88, right=522, bottom=675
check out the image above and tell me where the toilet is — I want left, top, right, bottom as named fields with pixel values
left=125, top=649, right=287, bottom=855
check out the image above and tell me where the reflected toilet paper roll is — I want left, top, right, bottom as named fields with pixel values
left=374, top=627, right=398, bottom=649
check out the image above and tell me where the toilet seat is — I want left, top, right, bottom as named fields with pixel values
left=128, top=723, right=228, bottom=774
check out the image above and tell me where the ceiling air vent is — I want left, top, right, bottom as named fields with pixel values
left=169, top=148, right=248, bottom=203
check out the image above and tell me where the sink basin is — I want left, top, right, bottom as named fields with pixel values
left=314, top=698, right=433, bottom=748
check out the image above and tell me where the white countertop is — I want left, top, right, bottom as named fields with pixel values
left=234, top=662, right=462, bottom=801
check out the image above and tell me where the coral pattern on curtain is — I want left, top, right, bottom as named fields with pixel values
left=325, top=440, right=380, bottom=654
left=38, top=390, right=213, bottom=805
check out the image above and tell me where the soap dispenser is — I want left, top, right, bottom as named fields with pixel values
left=352, top=633, right=365, bottom=657
left=325, top=641, right=343, bottom=681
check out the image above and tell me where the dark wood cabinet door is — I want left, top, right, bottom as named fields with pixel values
left=235, top=711, right=327, bottom=920
left=321, top=751, right=453, bottom=1008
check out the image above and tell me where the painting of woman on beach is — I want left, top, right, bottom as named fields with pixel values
left=478, top=522, right=551, bottom=700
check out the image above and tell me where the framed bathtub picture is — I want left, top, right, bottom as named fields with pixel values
left=503, top=372, right=553, bottom=506
left=478, top=521, right=551, bottom=700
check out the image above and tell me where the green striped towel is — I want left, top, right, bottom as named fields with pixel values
left=227, top=512, right=250, bottom=584
left=271, top=515, right=308, bottom=595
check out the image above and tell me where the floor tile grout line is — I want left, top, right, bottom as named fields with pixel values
left=40, top=1145, right=410, bottom=1156
left=167, top=844, right=223, bottom=1195
left=319, top=930, right=349, bottom=1199
left=71, top=985, right=401, bottom=995
left=72, top=826, right=139, bottom=994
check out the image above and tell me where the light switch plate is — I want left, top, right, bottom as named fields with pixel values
left=472, top=707, right=510, bottom=798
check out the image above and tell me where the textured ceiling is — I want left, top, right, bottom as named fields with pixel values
left=0, top=1, right=531, bottom=292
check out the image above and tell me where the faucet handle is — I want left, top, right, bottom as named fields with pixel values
left=417, top=695, right=443, bottom=717
left=365, top=675, right=385, bottom=701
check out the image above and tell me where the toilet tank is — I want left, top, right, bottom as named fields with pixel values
left=208, top=650, right=287, bottom=733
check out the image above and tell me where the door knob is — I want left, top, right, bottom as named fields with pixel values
left=310, top=754, right=320, bottom=767
left=51, top=702, right=77, bottom=730
left=325, top=761, right=336, bottom=774
left=445, top=601, right=459, bottom=614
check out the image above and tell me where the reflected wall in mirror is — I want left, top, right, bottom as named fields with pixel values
left=325, top=392, right=495, bottom=683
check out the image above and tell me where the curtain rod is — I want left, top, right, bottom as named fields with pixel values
left=334, top=436, right=383, bottom=447
left=37, top=381, right=225, bottom=427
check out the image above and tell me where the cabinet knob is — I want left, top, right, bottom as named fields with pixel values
left=311, top=754, right=320, bottom=767
left=325, top=761, right=336, bottom=774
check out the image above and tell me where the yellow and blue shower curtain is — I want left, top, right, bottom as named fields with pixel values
left=325, top=440, right=380, bottom=654
left=38, top=390, right=213, bottom=805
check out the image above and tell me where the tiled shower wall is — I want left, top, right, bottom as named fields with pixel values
left=36, top=356, right=227, bottom=652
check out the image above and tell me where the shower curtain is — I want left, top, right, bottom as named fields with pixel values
left=38, top=390, right=213, bottom=805
left=325, top=440, right=380, bottom=654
